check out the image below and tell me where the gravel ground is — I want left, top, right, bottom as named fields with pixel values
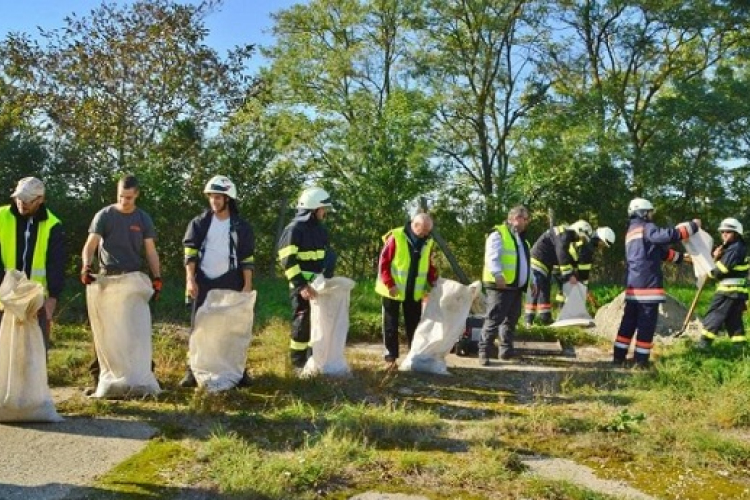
left=0, top=388, right=156, bottom=500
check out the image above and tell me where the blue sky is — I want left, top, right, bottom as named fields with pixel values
left=0, top=0, right=305, bottom=68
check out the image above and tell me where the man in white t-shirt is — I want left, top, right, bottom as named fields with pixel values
left=180, top=175, right=255, bottom=387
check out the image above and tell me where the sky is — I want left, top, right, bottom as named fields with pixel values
left=0, top=0, right=306, bottom=69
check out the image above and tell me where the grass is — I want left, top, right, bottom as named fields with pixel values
left=42, top=278, right=750, bottom=499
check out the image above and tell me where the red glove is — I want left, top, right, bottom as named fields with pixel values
left=80, top=265, right=95, bottom=285
left=151, top=277, right=162, bottom=301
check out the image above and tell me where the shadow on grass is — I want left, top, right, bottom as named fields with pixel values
left=0, top=482, right=232, bottom=500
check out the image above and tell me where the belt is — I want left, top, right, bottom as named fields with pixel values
left=100, top=268, right=130, bottom=276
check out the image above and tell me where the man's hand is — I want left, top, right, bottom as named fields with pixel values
left=494, top=275, right=506, bottom=289
left=80, top=265, right=95, bottom=285
left=151, top=277, right=163, bottom=301
left=569, top=275, right=578, bottom=285
left=186, top=276, right=198, bottom=299
left=683, top=254, right=693, bottom=265
left=300, top=284, right=318, bottom=301
left=388, top=285, right=398, bottom=297
left=712, top=246, right=724, bottom=260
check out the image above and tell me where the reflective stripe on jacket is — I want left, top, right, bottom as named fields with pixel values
left=375, top=227, right=435, bottom=301
left=482, top=223, right=530, bottom=288
left=713, top=239, right=748, bottom=297
left=0, top=205, right=61, bottom=294
left=277, top=212, right=329, bottom=289
left=530, top=225, right=578, bottom=280
left=624, top=217, right=696, bottom=303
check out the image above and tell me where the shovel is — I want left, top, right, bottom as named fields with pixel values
left=674, top=275, right=707, bottom=338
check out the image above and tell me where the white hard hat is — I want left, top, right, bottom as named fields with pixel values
left=297, top=187, right=332, bottom=210
left=570, top=220, right=593, bottom=241
left=204, top=175, right=237, bottom=200
left=628, top=198, right=654, bottom=216
left=718, top=217, right=743, bottom=235
left=595, top=226, right=616, bottom=247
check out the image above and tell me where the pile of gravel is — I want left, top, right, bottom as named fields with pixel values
left=593, top=292, right=702, bottom=343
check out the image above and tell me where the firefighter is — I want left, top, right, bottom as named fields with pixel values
left=277, top=187, right=335, bottom=372
left=613, top=198, right=699, bottom=368
left=525, top=219, right=592, bottom=326
left=551, top=226, right=616, bottom=306
left=696, top=218, right=748, bottom=349
left=180, top=175, right=255, bottom=388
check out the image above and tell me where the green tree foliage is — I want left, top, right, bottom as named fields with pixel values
left=262, top=0, right=438, bottom=278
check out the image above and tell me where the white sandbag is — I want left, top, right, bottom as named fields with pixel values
left=87, top=272, right=161, bottom=398
left=0, top=270, right=62, bottom=422
left=189, top=289, right=256, bottom=392
left=303, top=276, right=356, bottom=377
left=683, top=229, right=716, bottom=281
left=400, top=279, right=481, bottom=375
left=550, top=282, right=594, bottom=328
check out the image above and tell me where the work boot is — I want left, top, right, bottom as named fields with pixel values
left=179, top=367, right=197, bottom=388
left=612, top=358, right=627, bottom=368
left=478, top=352, right=489, bottom=366
left=498, top=346, right=515, bottom=360
left=236, top=370, right=252, bottom=388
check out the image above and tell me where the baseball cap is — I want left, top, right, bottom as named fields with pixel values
left=11, top=177, right=45, bottom=203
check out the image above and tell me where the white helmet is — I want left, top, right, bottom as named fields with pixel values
left=297, top=187, right=332, bottom=210
left=570, top=220, right=593, bottom=241
left=204, top=175, right=237, bottom=199
left=628, top=197, right=654, bottom=216
left=594, top=226, right=616, bottom=247
left=718, top=217, right=743, bottom=235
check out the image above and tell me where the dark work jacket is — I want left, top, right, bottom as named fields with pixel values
left=623, top=216, right=697, bottom=303
left=277, top=211, right=329, bottom=289
left=183, top=209, right=255, bottom=275
left=531, top=225, right=579, bottom=279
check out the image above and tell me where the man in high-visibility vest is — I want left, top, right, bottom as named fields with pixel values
left=0, top=177, right=66, bottom=352
left=375, top=213, right=438, bottom=367
left=478, top=205, right=533, bottom=365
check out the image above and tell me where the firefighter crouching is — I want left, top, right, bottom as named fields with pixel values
left=525, top=220, right=592, bottom=326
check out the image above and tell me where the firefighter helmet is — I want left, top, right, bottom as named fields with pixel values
left=204, top=175, right=237, bottom=199
left=628, top=198, right=654, bottom=217
left=594, top=226, right=616, bottom=247
left=570, top=220, right=593, bottom=241
left=297, top=187, right=333, bottom=210
left=718, top=217, right=743, bottom=235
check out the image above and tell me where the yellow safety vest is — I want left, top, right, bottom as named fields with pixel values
left=0, top=205, right=61, bottom=294
left=375, top=227, right=434, bottom=301
left=482, top=224, right=529, bottom=285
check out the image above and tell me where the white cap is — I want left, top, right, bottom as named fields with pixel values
left=11, top=177, right=45, bottom=203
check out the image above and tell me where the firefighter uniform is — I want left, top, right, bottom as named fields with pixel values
left=614, top=202, right=698, bottom=367
left=525, top=225, right=579, bottom=325
left=699, top=221, right=748, bottom=347
left=277, top=193, right=333, bottom=368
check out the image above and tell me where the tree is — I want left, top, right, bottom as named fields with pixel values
left=2, top=0, right=256, bottom=186
left=262, top=0, right=438, bottom=277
